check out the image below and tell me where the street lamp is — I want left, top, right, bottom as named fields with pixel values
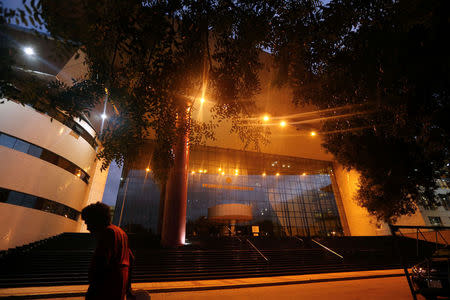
left=23, top=47, right=35, bottom=56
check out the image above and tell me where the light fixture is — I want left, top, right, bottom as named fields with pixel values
left=200, top=97, right=205, bottom=103
left=262, top=172, right=266, bottom=176
left=199, top=169, right=203, bottom=173
left=24, top=47, right=34, bottom=56
left=263, top=115, right=270, bottom=122
left=101, top=113, right=107, bottom=120
left=302, top=172, right=307, bottom=176
left=221, top=171, right=225, bottom=175
left=218, top=168, right=222, bottom=172
left=203, top=169, right=207, bottom=173
left=235, top=169, right=239, bottom=175
left=276, top=172, right=280, bottom=176
left=191, top=171, right=195, bottom=174
left=146, top=167, right=150, bottom=172
left=310, top=131, right=317, bottom=136
left=280, top=121, right=287, bottom=127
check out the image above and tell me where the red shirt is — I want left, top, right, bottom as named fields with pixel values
left=87, top=225, right=132, bottom=300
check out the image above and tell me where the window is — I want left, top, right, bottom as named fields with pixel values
left=0, top=187, right=80, bottom=220
left=428, top=216, right=442, bottom=226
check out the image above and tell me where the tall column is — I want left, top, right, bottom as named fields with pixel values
left=161, top=105, right=190, bottom=247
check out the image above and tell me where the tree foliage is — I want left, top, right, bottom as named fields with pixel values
left=272, top=0, right=450, bottom=221
left=2, top=0, right=279, bottom=185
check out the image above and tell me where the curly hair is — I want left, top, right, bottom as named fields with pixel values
left=81, top=202, right=111, bottom=227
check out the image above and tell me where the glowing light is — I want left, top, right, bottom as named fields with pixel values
left=199, top=170, right=203, bottom=173
left=302, top=172, right=307, bottom=176
left=101, top=113, right=107, bottom=120
left=310, top=131, right=317, bottom=136
left=105, top=87, right=109, bottom=94
left=263, top=115, right=270, bottom=122
left=200, top=97, right=205, bottom=103
left=76, top=172, right=81, bottom=177
left=191, top=171, right=195, bottom=174
left=276, top=172, right=280, bottom=176
left=218, top=168, right=222, bottom=172
left=221, top=171, right=225, bottom=175
left=262, top=172, right=266, bottom=176
left=280, top=121, right=287, bottom=127
left=24, top=47, right=34, bottom=55
left=203, top=169, right=207, bottom=173
left=235, top=169, right=239, bottom=175
left=146, top=167, right=150, bottom=172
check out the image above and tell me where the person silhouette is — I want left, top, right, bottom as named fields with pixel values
left=81, top=202, right=133, bottom=300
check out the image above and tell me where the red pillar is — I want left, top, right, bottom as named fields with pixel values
left=161, top=105, right=190, bottom=247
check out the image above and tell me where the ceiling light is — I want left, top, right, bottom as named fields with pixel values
left=280, top=121, right=286, bottom=127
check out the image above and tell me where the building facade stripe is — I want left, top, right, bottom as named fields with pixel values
left=0, top=132, right=90, bottom=183
left=0, top=187, right=80, bottom=221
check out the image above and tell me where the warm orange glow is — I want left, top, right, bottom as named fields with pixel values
left=276, top=172, right=280, bottom=176
left=203, top=169, right=207, bottom=173
left=310, top=131, right=317, bottom=136
left=199, top=169, right=203, bottom=173
left=146, top=167, right=150, bottom=172
left=263, top=115, right=270, bottom=122
left=235, top=169, right=239, bottom=175
left=191, top=171, right=195, bottom=174
left=76, top=172, right=81, bottom=177
left=302, top=172, right=307, bottom=176
left=218, top=168, right=222, bottom=172
left=262, top=172, right=266, bottom=176
left=221, top=171, right=225, bottom=175
left=200, top=97, right=205, bottom=103
left=280, top=121, right=287, bottom=127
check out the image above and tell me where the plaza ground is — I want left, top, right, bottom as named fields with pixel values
left=0, top=269, right=427, bottom=299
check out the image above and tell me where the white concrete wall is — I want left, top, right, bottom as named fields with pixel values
left=80, top=157, right=110, bottom=232
left=0, top=147, right=88, bottom=211
left=0, top=100, right=107, bottom=249
left=0, top=100, right=97, bottom=175
left=0, top=203, right=80, bottom=250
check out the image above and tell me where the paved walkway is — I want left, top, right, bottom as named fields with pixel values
left=0, top=269, right=422, bottom=299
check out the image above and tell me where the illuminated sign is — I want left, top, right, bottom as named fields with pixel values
left=202, top=183, right=254, bottom=191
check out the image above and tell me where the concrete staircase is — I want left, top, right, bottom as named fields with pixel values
left=0, top=233, right=431, bottom=288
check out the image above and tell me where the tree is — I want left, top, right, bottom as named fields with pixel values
left=272, top=0, right=450, bottom=222
left=2, top=0, right=282, bottom=245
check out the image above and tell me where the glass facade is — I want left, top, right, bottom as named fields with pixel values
left=113, top=143, right=345, bottom=237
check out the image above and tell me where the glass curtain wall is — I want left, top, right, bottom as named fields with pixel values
left=113, top=142, right=344, bottom=237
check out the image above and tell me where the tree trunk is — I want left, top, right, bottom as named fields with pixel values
left=161, top=105, right=190, bottom=247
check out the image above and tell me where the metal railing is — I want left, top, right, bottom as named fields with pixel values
left=224, top=226, right=269, bottom=262
left=311, top=238, right=344, bottom=259
left=389, top=224, right=450, bottom=300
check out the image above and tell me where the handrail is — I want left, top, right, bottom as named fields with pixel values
left=223, top=226, right=268, bottom=261
left=245, top=239, right=269, bottom=262
left=311, top=238, right=344, bottom=259
left=294, top=236, right=304, bottom=243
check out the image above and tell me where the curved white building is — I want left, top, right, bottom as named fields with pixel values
left=0, top=100, right=108, bottom=250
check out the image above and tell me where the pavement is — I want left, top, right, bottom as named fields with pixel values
left=0, top=269, right=423, bottom=299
